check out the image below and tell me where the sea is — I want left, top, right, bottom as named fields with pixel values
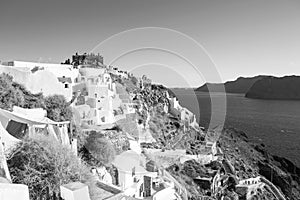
left=172, top=89, right=300, bottom=167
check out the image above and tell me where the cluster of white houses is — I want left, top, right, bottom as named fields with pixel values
left=0, top=53, right=217, bottom=200
left=73, top=67, right=117, bottom=125
left=0, top=54, right=280, bottom=200
left=0, top=53, right=139, bottom=127
left=0, top=54, right=183, bottom=200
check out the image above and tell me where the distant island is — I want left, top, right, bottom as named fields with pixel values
left=196, top=75, right=300, bottom=100
left=245, top=75, right=300, bottom=100
left=196, top=76, right=266, bottom=93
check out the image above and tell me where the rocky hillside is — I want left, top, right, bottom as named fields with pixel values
left=196, top=76, right=266, bottom=93
left=108, top=72, right=299, bottom=199
left=132, top=81, right=286, bottom=199
left=220, top=128, right=300, bottom=200
left=245, top=76, right=300, bottom=100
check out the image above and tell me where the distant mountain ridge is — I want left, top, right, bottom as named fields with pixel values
left=196, top=75, right=300, bottom=100
left=245, top=75, right=300, bottom=100
left=196, top=76, right=267, bottom=93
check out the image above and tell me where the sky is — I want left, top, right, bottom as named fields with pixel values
left=1, top=0, right=300, bottom=87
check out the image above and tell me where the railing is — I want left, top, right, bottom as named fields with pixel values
left=260, top=176, right=286, bottom=200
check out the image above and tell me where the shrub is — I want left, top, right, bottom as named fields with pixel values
left=44, top=95, right=72, bottom=122
left=131, top=76, right=138, bottom=86
left=85, top=132, right=116, bottom=165
left=7, top=136, right=90, bottom=199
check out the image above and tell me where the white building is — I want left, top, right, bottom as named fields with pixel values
left=72, top=67, right=119, bottom=126
left=1, top=61, right=79, bottom=101
left=112, top=150, right=157, bottom=198
left=4, top=61, right=79, bottom=83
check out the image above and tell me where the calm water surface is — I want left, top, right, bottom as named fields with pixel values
left=173, top=89, right=300, bottom=166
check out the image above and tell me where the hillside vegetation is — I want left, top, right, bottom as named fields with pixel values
left=0, top=73, right=72, bottom=122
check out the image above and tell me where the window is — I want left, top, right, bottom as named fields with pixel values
left=65, top=84, right=69, bottom=88
left=95, top=93, right=97, bottom=98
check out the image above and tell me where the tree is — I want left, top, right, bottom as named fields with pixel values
left=85, top=132, right=116, bottom=165
left=7, top=136, right=89, bottom=199
left=44, top=95, right=72, bottom=122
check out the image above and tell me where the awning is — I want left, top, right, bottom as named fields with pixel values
left=0, top=107, right=71, bottom=148
left=0, top=107, right=69, bottom=126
